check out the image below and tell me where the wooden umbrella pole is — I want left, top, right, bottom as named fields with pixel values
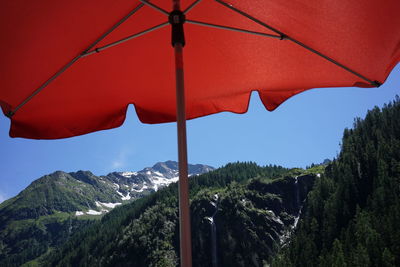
left=172, top=1, right=192, bottom=266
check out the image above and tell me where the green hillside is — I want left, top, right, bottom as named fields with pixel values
left=0, top=171, right=121, bottom=267
left=43, top=163, right=316, bottom=267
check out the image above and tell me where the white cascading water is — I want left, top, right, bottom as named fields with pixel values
left=206, top=194, right=219, bottom=267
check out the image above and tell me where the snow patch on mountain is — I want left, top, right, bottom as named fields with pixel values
left=73, top=161, right=214, bottom=216
left=121, top=192, right=131, bottom=200
left=110, top=161, right=214, bottom=197
left=86, top=209, right=103, bottom=215
left=96, top=201, right=122, bottom=209
left=121, top=171, right=138, bottom=177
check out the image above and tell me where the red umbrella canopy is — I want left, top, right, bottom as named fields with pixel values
left=1, top=0, right=399, bottom=139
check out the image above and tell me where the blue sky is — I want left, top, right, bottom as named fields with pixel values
left=0, top=64, right=399, bottom=202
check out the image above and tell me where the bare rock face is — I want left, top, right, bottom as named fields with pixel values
left=191, top=174, right=317, bottom=267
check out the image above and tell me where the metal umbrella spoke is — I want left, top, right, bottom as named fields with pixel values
left=186, top=19, right=282, bottom=39
left=184, top=0, right=203, bottom=14
left=8, top=3, right=146, bottom=117
left=214, top=0, right=381, bottom=87
left=81, top=22, right=169, bottom=57
left=139, top=0, right=169, bottom=16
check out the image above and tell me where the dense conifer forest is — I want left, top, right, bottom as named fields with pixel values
left=43, top=163, right=298, bottom=266
left=272, top=96, right=400, bottom=267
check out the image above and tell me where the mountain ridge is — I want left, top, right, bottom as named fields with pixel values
left=1, top=160, right=214, bottom=218
left=0, top=160, right=214, bottom=266
left=42, top=163, right=315, bottom=267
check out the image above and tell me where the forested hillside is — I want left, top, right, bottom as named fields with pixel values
left=272, top=96, right=400, bottom=267
left=0, top=171, right=108, bottom=267
left=43, top=163, right=320, bottom=267
left=0, top=161, right=212, bottom=266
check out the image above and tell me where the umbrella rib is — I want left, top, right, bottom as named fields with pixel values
left=81, top=22, right=169, bottom=57
left=6, top=56, right=82, bottom=118
left=186, top=19, right=282, bottom=39
left=139, top=0, right=169, bottom=16
left=7, top=3, right=146, bottom=117
left=214, top=0, right=381, bottom=87
left=184, top=0, right=203, bottom=14
left=83, top=3, right=145, bottom=53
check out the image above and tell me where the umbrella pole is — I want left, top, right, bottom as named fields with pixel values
left=171, top=1, right=191, bottom=265
left=174, top=43, right=192, bottom=267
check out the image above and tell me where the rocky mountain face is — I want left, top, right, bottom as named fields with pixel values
left=104, top=160, right=214, bottom=207
left=43, top=163, right=319, bottom=267
left=191, top=173, right=316, bottom=266
left=0, top=161, right=213, bottom=266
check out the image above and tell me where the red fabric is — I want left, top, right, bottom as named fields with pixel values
left=1, top=0, right=399, bottom=139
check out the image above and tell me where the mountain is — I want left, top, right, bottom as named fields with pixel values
left=41, top=97, right=400, bottom=267
left=0, top=161, right=214, bottom=266
left=104, top=160, right=214, bottom=204
left=42, top=163, right=320, bottom=267
left=272, top=97, right=400, bottom=266
left=8, top=93, right=399, bottom=267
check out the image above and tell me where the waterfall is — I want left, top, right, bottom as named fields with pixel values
left=206, top=194, right=219, bottom=267
left=280, top=176, right=303, bottom=244
left=293, top=176, right=302, bottom=228
left=67, top=217, right=72, bottom=237
left=294, top=176, right=300, bottom=213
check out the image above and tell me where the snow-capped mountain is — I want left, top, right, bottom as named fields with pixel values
left=102, top=160, right=214, bottom=202
left=0, top=160, right=214, bottom=265
left=0, top=161, right=214, bottom=221
left=68, top=160, right=214, bottom=216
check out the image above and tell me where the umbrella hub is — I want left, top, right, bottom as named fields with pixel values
left=169, top=10, right=186, bottom=47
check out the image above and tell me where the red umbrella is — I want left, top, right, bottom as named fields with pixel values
left=1, top=0, right=399, bottom=266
